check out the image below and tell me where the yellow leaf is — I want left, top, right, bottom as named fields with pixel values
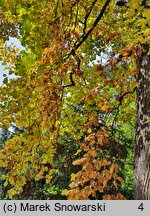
left=35, top=172, right=43, bottom=181
left=87, top=128, right=92, bottom=134
left=9, top=177, right=15, bottom=186
left=110, top=164, right=115, bottom=174
left=46, top=176, right=52, bottom=184
left=62, top=189, right=69, bottom=196
left=72, top=159, right=82, bottom=166
left=74, top=149, right=81, bottom=156
left=8, top=188, right=17, bottom=199
left=19, top=176, right=26, bottom=185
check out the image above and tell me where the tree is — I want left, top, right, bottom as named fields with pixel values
left=0, top=0, right=149, bottom=199
left=135, top=44, right=150, bottom=199
left=116, top=0, right=150, bottom=200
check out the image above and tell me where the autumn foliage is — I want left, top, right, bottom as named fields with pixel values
left=0, top=0, right=149, bottom=199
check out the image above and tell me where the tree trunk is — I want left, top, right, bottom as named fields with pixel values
left=134, top=44, right=150, bottom=199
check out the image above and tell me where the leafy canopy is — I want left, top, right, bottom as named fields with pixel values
left=0, top=0, right=149, bottom=199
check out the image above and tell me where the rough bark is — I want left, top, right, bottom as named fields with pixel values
left=134, top=44, right=150, bottom=199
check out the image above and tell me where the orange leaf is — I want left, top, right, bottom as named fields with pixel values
left=89, top=149, right=97, bottom=158
left=80, top=144, right=89, bottom=152
left=117, top=176, right=124, bottom=183
left=101, top=104, right=109, bottom=112
left=113, top=180, right=118, bottom=188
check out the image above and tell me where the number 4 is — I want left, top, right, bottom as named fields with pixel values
left=138, top=203, right=144, bottom=211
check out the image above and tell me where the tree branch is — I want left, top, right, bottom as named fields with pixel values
left=63, top=72, right=75, bottom=88
left=74, top=0, right=111, bottom=50
left=141, top=0, right=150, bottom=7
left=111, top=87, right=137, bottom=133
left=118, top=87, right=137, bottom=105
left=83, top=0, right=98, bottom=35
left=64, top=0, right=112, bottom=61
